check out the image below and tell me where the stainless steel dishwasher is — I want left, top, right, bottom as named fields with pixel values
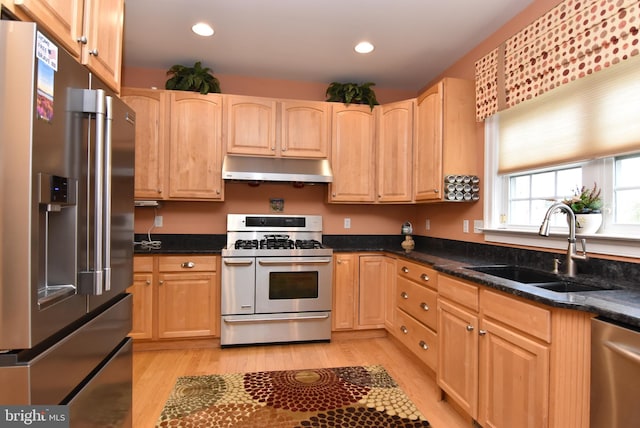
left=591, top=317, right=640, bottom=427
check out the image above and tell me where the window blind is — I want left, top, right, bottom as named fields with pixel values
left=497, top=53, right=640, bottom=174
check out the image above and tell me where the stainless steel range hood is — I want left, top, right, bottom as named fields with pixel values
left=222, top=155, right=333, bottom=183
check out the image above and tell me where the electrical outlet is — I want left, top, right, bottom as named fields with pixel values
left=154, top=215, right=163, bottom=227
left=344, top=218, right=351, bottom=229
left=425, top=219, right=430, bottom=230
left=473, top=220, right=484, bottom=233
left=463, top=219, right=469, bottom=233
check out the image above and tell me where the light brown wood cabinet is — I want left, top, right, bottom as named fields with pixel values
left=121, top=88, right=167, bottom=199
left=121, top=88, right=224, bottom=201
left=15, top=0, right=124, bottom=92
left=168, top=91, right=224, bottom=199
left=332, top=253, right=394, bottom=331
left=329, top=104, right=377, bottom=202
left=128, top=255, right=220, bottom=341
left=224, top=96, right=330, bottom=158
left=414, top=78, right=477, bottom=202
left=377, top=99, right=414, bottom=202
left=224, top=95, right=277, bottom=156
left=393, top=259, right=439, bottom=370
left=437, top=273, right=591, bottom=428
left=128, top=256, right=154, bottom=340
left=279, top=100, right=330, bottom=158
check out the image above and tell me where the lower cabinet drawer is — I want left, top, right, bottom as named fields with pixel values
left=397, top=277, right=437, bottom=330
left=158, top=255, right=217, bottom=272
left=395, top=308, right=438, bottom=371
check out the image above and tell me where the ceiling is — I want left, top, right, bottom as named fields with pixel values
left=123, top=0, right=533, bottom=92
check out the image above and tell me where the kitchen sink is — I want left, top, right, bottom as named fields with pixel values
left=465, top=265, right=561, bottom=284
left=464, top=265, right=616, bottom=293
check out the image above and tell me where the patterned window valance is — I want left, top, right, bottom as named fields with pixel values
left=475, top=0, right=640, bottom=121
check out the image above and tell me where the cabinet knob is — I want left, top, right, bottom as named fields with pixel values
left=145, top=280, right=151, bottom=285
left=466, top=325, right=474, bottom=332
left=420, top=302, right=429, bottom=311
left=479, top=329, right=487, bottom=336
left=181, top=261, right=195, bottom=268
left=157, top=189, right=162, bottom=194
left=401, top=266, right=409, bottom=273
left=281, top=146, right=286, bottom=151
left=434, top=188, right=439, bottom=193
left=89, top=48, right=99, bottom=57
left=420, top=273, right=430, bottom=281
left=419, top=340, right=429, bottom=350
left=158, top=280, right=164, bottom=285
left=400, top=291, right=409, bottom=299
left=400, top=325, right=408, bottom=334
left=77, top=35, right=88, bottom=44
left=337, top=259, right=342, bottom=264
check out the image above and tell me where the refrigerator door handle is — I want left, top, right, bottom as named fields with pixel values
left=103, top=96, right=113, bottom=292
left=78, top=89, right=106, bottom=295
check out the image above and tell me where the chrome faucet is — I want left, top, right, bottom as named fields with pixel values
left=538, top=202, right=588, bottom=276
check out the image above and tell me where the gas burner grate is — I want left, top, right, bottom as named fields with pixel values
left=234, top=239, right=259, bottom=250
left=295, top=239, right=323, bottom=249
left=261, top=234, right=294, bottom=250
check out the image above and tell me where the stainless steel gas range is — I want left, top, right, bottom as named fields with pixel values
left=220, top=214, right=333, bottom=346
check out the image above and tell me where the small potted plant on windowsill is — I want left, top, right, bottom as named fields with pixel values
left=563, top=182, right=603, bottom=233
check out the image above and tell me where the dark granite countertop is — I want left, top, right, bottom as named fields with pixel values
left=387, top=249, right=640, bottom=329
left=133, top=233, right=640, bottom=329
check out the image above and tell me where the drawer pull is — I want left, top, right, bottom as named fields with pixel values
left=479, top=329, right=487, bottom=336
left=420, top=302, right=429, bottom=311
left=400, top=326, right=408, bottom=334
left=181, top=261, right=195, bottom=268
left=420, top=273, right=430, bottom=281
left=419, top=341, right=429, bottom=350
left=466, top=325, right=474, bottom=332
left=400, top=291, right=409, bottom=299
left=402, top=266, right=409, bottom=273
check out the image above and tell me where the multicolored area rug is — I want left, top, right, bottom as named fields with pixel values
left=156, top=365, right=430, bottom=427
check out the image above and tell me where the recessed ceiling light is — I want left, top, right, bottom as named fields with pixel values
left=192, top=22, right=214, bottom=37
left=354, top=41, right=374, bottom=54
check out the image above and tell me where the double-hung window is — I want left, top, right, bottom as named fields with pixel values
left=484, top=54, right=640, bottom=258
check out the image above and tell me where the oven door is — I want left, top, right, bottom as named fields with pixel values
left=255, top=256, right=332, bottom=314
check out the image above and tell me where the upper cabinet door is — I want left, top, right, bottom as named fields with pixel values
left=280, top=100, right=330, bottom=158
left=14, top=0, right=84, bottom=58
left=329, top=104, right=377, bottom=203
left=168, top=92, right=224, bottom=200
left=225, top=95, right=277, bottom=156
left=15, top=0, right=124, bottom=92
left=81, top=0, right=124, bottom=92
left=414, top=78, right=477, bottom=203
left=414, top=83, right=443, bottom=202
left=377, top=99, right=414, bottom=202
left=121, top=88, right=168, bottom=200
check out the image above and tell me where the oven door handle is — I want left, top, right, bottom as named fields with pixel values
left=223, top=259, right=254, bottom=266
left=224, top=314, right=330, bottom=323
left=258, top=259, right=332, bottom=266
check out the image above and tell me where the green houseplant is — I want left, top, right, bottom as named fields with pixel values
left=563, top=182, right=603, bottom=233
left=165, top=61, right=221, bottom=95
left=563, top=183, right=603, bottom=214
left=325, top=82, right=379, bottom=111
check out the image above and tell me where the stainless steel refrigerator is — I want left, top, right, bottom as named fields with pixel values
left=0, top=20, right=134, bottom=427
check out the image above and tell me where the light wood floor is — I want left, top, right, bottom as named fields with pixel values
left=133, top=334, right=471, bottom=427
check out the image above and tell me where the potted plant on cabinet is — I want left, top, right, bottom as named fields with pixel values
left=325, top=82, right=379, bottom=111
left=563, top=182, right=603, bottom=233
left=165, top=61, right=221, bottom=94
